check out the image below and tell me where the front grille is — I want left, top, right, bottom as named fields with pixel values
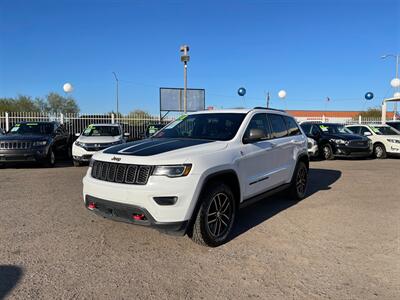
left=91, top=160, right=152, bottom=185
left=83, top=143, right=116, bottom=152
left=348, top=140, right=369, bottom=148
left=0, top=141, right=32, bottom=150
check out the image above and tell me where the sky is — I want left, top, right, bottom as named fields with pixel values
left=0, top=0, right=399, bottom=115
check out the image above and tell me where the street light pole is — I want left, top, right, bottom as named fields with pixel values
left=180, top=45, right=190, bottom=114
left=381, top=54, right=400, bottom=116
left=112, top=72, right=119, bottom=116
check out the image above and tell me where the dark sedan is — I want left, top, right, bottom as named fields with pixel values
left=300, top=122, right=373, bottom=160
left=0, top=121, right=71, bottom=167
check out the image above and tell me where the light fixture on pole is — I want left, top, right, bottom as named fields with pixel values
left=112, top=72, right=119, bottom=116
left=381, top=54, right=400, bottom=117
left=180, top=45, right=190, bottom=114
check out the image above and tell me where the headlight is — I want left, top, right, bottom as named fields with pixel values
left=32, top=141, right=47, bottom=147
left=330, top=139, right=347, bottom=145
left=153, top=164, right=192, bottom=177
left=75, top=141, right=86, bottom=148
left=387, top=139, right=400, bottom=144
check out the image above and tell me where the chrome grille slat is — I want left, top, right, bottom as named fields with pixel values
left=91, top=161, right=151, bottom=185
left=0, top=141, right=32, bottom=150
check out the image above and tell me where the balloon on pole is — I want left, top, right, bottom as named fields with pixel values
left=364, top=92, right=374, bottom=100
left=390, top=78, right=400, bottom=88
left=237, top=87, right=246, bottom=97
left=394, top=91, right=400, bottom=99
left=278, top=90, right=287, bottom=99
left=63, top=82, right=74, bottom=93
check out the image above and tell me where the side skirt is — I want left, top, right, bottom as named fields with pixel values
left=239, top=183, right=291, bottom=209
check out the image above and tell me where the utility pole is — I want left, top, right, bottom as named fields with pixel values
left=266, top=91, right=270, bottom=108
left=180, top=45, right=190, bottom=113
left=381, top=54, right=400, bottom=116
left=112, top=72, right=119, bottom=116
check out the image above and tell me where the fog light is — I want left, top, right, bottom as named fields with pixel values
left=132, top=213, right=145, bottom=221
left=88, top=202, right=96, bottom=210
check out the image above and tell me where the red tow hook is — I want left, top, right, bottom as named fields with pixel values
left=88, top=202, right=96, bottom=210
left=132, top=214, right=145, bottom=221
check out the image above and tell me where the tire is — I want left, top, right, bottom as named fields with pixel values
left=321, top=144, right=334, bottom=160
left=44, top=148, right=56, bottom=167
left=190, top=182, right=237, bottom=247
left=288, top=161, right=308, bottom=201
left=373, top=143, right=387, bottom=159
left=73, top=160, right=81, bottom=167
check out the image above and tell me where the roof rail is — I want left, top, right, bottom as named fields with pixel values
left=252, top=107, right=286, bottom=112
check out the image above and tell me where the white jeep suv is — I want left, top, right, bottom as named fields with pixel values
left=346, top=124, right=400, bottom=158
left=73, top=124, right=126, bottom=166
left=82, top=108, right=309, bottom=246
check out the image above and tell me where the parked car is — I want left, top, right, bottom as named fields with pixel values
left=72, top=123, right=128, bottom=166
left=307, top=137, right=319, bottom=158
left=0, top=121, right=71, bottom=167
left=82, top=108, right=309, bottom=246
left=386, top=120, right=400, bottom=132
left=346, top=124, right=400, bottom=158
left=300, top=122, right=372, bottom=160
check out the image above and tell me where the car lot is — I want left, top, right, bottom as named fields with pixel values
left=0, top=159, right=399, bottom=299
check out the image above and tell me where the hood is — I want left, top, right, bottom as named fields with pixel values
left=0, top=134, right=50, bottom=141
left=103, top=138, right=218, bottom=156
left=322, top=133, right=368, bottom=141
left=77, top=135, right=122, bottom=144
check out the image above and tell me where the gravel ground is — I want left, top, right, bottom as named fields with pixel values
left=0, top=159, right=399, bottom=299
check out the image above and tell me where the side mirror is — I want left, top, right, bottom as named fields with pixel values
left=364, top=131, right=372, bottom=136
left=123, top=132, right=130, bottom=137
left=243, top=128, right=266, bottom=144
left=75, top=132, right=81, bottom=137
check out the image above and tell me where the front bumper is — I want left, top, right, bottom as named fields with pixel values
left=333, top=144, right=373, bottom=157
left=83, top=169, right=202, bottom=225
left=307, top=145, right=319, bottom=157
left=85, top=195, right=188, bottom=235
left=0, top=148, right=48, bottom=163
left=72, top=145, right=97, bottom=161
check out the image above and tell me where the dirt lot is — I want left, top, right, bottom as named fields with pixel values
left=0, top=159, right=399, bottom=299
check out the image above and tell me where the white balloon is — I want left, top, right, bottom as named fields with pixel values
left=278, top=90, right=287, bottom=99
left=394, top=91, right=400, bottom=98
left=63, top=82, right=74, bottom=93
left=390, top=78, right=400, bottom=88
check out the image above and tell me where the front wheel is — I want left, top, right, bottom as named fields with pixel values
left=190, top=182, right=237, bottom=247
left=43, top=149, right=56, bottom=167
left=288, top=161, right=308, bottom=201
left=322, top=144, right=334, bottom=160
left=374, top=144, right=387, bottom=159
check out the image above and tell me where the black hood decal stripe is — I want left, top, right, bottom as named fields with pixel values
left=103, top=138, right=215, bottom=156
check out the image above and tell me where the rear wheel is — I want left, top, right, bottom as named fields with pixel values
left=322, top=144, right=334, bottom=160
left=190, top=182, right=237, bottom=247
left=288, top=161, right=308, bottom=201
left=374, top=143, right=387, bottom=159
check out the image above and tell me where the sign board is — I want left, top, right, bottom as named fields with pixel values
left=160, top=88, right=205, bottom=113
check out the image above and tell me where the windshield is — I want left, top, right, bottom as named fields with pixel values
left=370, top=126, right=399, bottom=135
left=83, top=125, right=121, bottom=137
left=9, top=123, right=54, bottom=135
left=318, top=124, right=353, bottom=134
left=153, top=113, right=246, bottom=141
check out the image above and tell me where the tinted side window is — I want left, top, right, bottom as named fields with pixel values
left=283, top=116, right=301, bottom=136
left=268, top=114, right=288, bottom=138
left=300, top=124, right=312, bottom=135
left=346, top=126, right=358, bottom=134
left=243, top=113, right=271, bottom=140
left=359, top=127, right=372, bottom=135
left=311, top=125, right=321, bottom=136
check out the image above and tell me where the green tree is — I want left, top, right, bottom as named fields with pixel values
left=45, top=92, right=80, bottom=114
left=357, top=107, right=382, bottom=118
left=0, top=95, right=40, bottom=112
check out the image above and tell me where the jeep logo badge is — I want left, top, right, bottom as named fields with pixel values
left=111, top=156, right=121, bottom=162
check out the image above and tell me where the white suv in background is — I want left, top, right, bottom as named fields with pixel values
left=73, top=124, right=127, bottom=166
left=82, top=108, right=309, bottom=246
left=346, top=124, right=400, bottom=158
